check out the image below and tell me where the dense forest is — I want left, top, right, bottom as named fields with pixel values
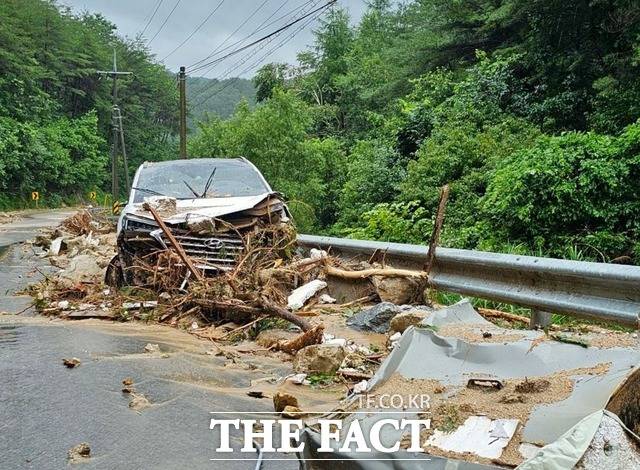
left=0, top=0, right=179, bottom=208
left=190, top=0, right=640, bottom=263
left=1, top=0, right=639, bottom=263
left=186, top=76, right=256, bottom=127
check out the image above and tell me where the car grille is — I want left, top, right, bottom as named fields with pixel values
left=169, top=233, right=245, bottom=271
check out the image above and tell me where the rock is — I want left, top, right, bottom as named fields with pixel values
left=500, top=393, right=526, bottom=404
left=293, top=344, right=346, bottom=374
left=341, top=353, right=366, bottom=370
left=256, top=329, right=298, bottom=348
left=346, top=302, right=401, bottom=333
left=143, top=196, right=177, bottom=215
left=58, top=254, right=104, bottom=286
left=372, top=276, right=421, bottom=304
left=129, top=392, right=151, bottom=411
left=49, top=237, right=67, bottom=256
left=57, top=300, right=70, bottom=310
left=63, top=358, right=81, bottom=368
left=68, top=443, right=91, bottom=463
left=390, top=309, right=430, bottom=333
left=144, top=343, right=160, bottom=353
left=282, top=405, right=305, bottom=418
left=319, top=294, right=337, bottom=304
left=287, top=373, right=308, bottom=385
left=247, top=391, right=265, bottom=399
left=273, top=391, right=299, bottom=412
left=122, top=377, right=134, bottom=393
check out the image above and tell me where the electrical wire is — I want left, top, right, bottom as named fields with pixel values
left=147, top=0, right=182, bottom=45
left=188, top=0, right=334, bottom=74
left=189, top=0, right=320, bottom=102
left=140, top=0, right=164, bottom=36
left=191, top=0, right=305, bottom=79
left=192, top=0, right=307, bottom=73
left=193, top=3, right=329, bottom=108
left=160, top=0, right=226, bottom=61
left=187, top=0, right=270, bottom=70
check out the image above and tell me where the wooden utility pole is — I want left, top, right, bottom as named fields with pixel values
left=97, top=50, right=132, bottom=201
left=178, top=66, right=187, bottom=159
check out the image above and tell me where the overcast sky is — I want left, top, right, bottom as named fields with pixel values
left=59, top=0, right=367, bottom=78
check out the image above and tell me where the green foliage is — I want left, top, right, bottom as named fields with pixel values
left=0, top=0, right=178, bottom=205
left=482, top=122, right=640, bottom=260
left=188, top=0, right=640, bottom=265
left=186, top=76, right=256, bottom=124
left=253, top=63, right=288, bottom=103
left=337, top=140, right=403, bottom=226
left=188, top=91, right=346, bottom=232
left=0, top=112, right=106, bottom=199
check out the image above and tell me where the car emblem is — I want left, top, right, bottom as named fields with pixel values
left=203, top=238, right=224, bottom=250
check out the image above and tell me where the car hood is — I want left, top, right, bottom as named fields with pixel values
left=123, top=192, right=277, bottom=225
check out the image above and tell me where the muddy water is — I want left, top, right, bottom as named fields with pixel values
left=0, top=215, right=383, bottom=469
left=0, top=316, right=345, bottom=469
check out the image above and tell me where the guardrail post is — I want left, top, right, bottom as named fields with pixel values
left=530, top=310, right=552, bottom=330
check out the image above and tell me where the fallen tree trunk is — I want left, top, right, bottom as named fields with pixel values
left=324, top=265, right=427, bottom=280
left=276, top=324, right=325, bottom=354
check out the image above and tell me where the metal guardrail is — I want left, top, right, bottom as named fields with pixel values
left=298, top=234, right=640, bottom=327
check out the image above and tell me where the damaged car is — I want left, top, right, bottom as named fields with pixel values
left=106, top=157, right=291, bottom=287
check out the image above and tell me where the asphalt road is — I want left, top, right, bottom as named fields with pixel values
left=0, top=210, right=299, bottom=469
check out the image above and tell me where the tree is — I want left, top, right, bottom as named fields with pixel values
left=253, top=63, right=288, bottom=102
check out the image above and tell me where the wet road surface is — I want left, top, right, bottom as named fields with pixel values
left=0, top=211, right=304, bottom=469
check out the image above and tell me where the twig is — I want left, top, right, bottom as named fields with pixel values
left=220, top=316, right=267, bottom=339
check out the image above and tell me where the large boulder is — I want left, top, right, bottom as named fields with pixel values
left=346, top=302, right=401, bottom=333
left=372, top=276, right=421, bottom=304
left=390, top=308, right=431, bottom=333
left=58, top=254, right=104, bottom=287
left=293, top=344, right=346, bottom=374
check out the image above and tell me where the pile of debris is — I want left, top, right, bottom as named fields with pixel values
left=27, top=209, right=427, bottom=360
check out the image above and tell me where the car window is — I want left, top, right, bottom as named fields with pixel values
left=132, top=160, right=269, bottom=203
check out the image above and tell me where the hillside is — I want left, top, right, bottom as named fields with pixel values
left=186, top=76, right=256, bottom=127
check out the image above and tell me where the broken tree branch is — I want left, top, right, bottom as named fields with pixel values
left=276, top=324, right=325, bottom=354
left=259, top=297, right=313, bottom=332
left=424, top=184, right=450, bottom=275
left=143, top=203, right=204, bottom=282
left=324, top=265, right=426, bottom=280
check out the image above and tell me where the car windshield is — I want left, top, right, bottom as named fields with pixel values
left=132, top=160, right=269, bottom=203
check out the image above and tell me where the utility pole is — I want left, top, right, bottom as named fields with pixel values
left=97, top=49, right=132, bottom=202
left=179, top=66, right=187, bottom=159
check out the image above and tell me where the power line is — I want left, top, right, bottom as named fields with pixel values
left=160, top=0, right=226, bottom=61
left=140, top=0, right=164, bottom=36
left=188, top=0, right=334, bottom=75
left=193, top=3, right=329, bottom=108
left=193, top=0, right=312, bottom=79
left=196, top=0, right=296, bottom=71
left=190, top=0, right=321, bottom=103
left=199, top=2, right=317, bottom=88
left=147, top=0, right=182, bottom=45
left=187, top=0, right=270, bottom=70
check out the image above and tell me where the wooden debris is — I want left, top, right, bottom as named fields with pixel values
left=143, top=202, right=204, bottom=282
left=324, top=265, right=426, bottom=280
left=276, top=324, right=325, bottom=354
left=424, top=184, right=450, bottom=275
